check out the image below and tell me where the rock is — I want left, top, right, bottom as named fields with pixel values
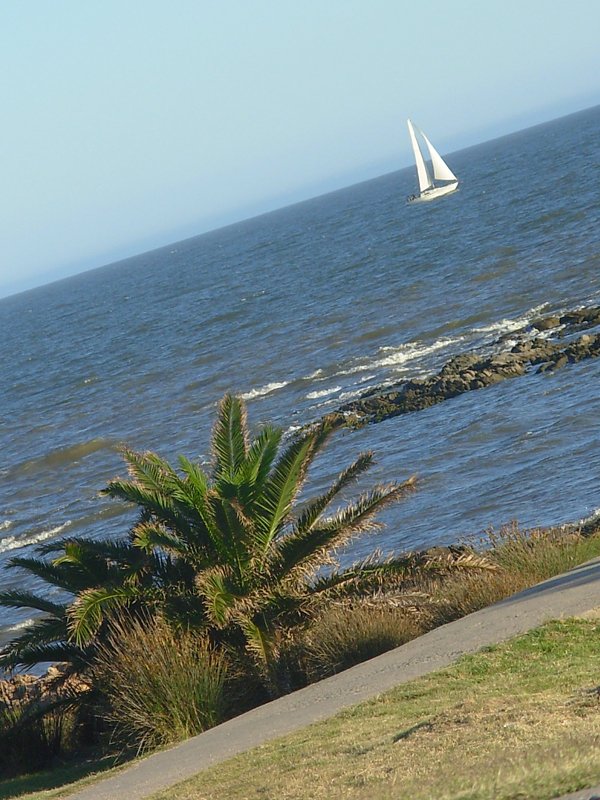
left=324, top=304, right=600, bottom=428
left=532, top=316, right=561, bottom=331
left=549, top=354, right=569, bottom=371
left=560, top=310, right=588, bottom=326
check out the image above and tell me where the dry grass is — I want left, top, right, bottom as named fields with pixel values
left=302, top=525, right=600, bottom=678
left=93, top=616, right=229, bottom=753
left=430, top=523, right=600, bottom=623
left=148, top=618, right=600, bottom=800
left=302, top=602, right=423, bottom=680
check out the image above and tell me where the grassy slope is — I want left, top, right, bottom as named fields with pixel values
left=148, top=617, right=600, bottom=800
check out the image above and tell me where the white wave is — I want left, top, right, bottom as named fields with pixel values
left=3, top=618, right=36, bottom=633
left=338, top=387, right=370, bottom=402
left=304, top=368, right=324, bottom=380
left=240, top=381, right=290, bottom=400
left=471, top=304, right=549, bottom=335
left=0, top=521, right=71, bottom=555
left=0, top=520, right=12, bottom=531
left=306, top=386, right=342, bottom=400
left=472, top=318, right=529, bottom=335
left=339, top=336, right=461, bottom=377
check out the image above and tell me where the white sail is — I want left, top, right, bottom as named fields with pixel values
left=407, top=119, right=432, bottom=193
left=406, top=119, right=459, bottom=203
left=422, top=132, right=458, bottom=183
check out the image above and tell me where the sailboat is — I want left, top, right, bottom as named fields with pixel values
left=407, top=119, right=458, bottom=203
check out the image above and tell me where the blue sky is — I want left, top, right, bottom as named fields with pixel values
left=1, top=0, right=599, bottom=297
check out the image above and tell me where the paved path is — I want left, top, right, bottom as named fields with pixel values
left=553, top=786, right=600, bottom=800
left=70, top=558, right=600, bottom=800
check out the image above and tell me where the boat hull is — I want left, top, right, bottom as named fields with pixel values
left=408, top=182, right=459, bottom=204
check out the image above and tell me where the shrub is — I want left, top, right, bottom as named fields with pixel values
left=94, top=615, right=228, bottom=753
left=428, top=524, right=600, bottom=625
left=302, top=601, right=424, bottom=680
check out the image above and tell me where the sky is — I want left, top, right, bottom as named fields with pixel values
left=1, top=1, right=599, bottom=298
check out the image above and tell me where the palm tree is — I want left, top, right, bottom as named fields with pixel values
left=79, top=394, right=417, bottom=691
left=0, top=394, right=420, bottom=694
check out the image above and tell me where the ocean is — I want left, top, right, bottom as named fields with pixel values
left=1, top=105, right=599, bottom=639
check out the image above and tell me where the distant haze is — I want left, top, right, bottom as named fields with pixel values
left=1, top=0, right=599, bottom=298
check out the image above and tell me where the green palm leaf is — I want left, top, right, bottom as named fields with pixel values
left=270, top=479, right=416, bottom=582
left=132, top=520, right=186, bottom=555
left=0, top=616, right=72, bottom=669
left=8, top=556, right=89, bottom=594
left=294, top=451, right=375, bottom=534
left=238, top=425, right=282, bottom=501
left=102, top=481, right=177, bottom=521
left=68, top=584, right=147, bottom=645
left=211, top=394, right=249, bottom=479
left=0, top=590, right=66, bottom=617
left=196, top=567, right=238, bottom=625
left=237, top=616, right=275, bottom=672
left=1, top=641, right=88, bottom=672
left=253, top=423, right=334, bottom=555
left=121, top=448, right=179, bottom=494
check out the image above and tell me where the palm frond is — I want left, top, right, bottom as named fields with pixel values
left=237, top=616, right=275, bottom=670
left=270, top=480, right=415, bottom=582
left=0, top=616, right=72, bottom=670
left=1, top=641, right=88, bottom=672
left=68, top=584, right=145, bottom=646
left=101, top=480, right=177, bottom=520
left=293, top=451, right=375, bottom=534
left=307, top=551, right=429, bottom=595
left=211, top=394, right=249, bottom=480
left=308, top=547, right=496, bottom=596
left=120, top=448, right=179, bottom=495
left=239, top=425, right=282, bottom=498
left=195, top=567, right=238, bottom=625
left=253, top=423, right=333, bottom=554
left=0, top=590, right=66, bottom=617
left=7, top=556, right=86, bottom=594
left=177, top=456, right=209, bottom=496
left=37, top=536, right=136, bottom=560
left=132, top=520, right=185, bottom=555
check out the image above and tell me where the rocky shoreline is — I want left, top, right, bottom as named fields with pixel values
left=325, top=305, right=600, bottom=428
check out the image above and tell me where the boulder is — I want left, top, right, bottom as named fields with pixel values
left=532, top=316, right=561, bottom=331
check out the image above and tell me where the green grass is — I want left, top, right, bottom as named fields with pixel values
left=145, top=617, right=600, bottom=800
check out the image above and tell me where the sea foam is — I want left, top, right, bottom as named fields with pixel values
left=240, top=381, right=290, bottom=400
left=0, top=521, right=71, bottom=555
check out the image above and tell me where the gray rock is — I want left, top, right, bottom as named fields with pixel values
left=532, top=316, right=561, bottom=331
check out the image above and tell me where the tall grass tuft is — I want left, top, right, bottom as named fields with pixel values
left=94, top=616, right=228, bottom=753
left=303, top=602, right=424, bottom=680
left=302, top=525, right=600, bottom=675
left=485, top=522, right=600, bottom=581
left=429, top=524, right=600, bottom=624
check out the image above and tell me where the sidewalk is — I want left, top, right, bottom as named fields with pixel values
left=70, top=558, right=600, bottom=800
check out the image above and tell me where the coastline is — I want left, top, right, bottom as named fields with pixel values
left=321, top=304, right=600, bottom=428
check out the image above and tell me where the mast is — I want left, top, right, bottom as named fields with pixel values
left=407, top=119, right=432, bottom=193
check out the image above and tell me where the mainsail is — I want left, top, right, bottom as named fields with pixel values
left=407, top=119, right=432, bottom=193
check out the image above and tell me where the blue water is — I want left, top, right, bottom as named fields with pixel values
left=1, top=105, right=600, bottom=636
